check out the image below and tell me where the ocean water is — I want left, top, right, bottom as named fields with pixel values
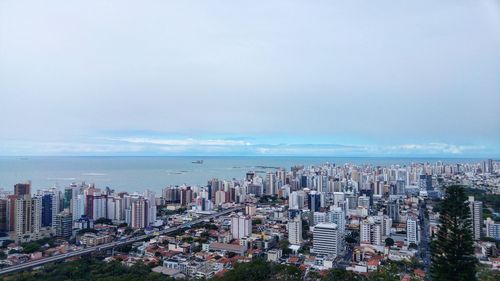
left=0, top=156, right=483, bottom=194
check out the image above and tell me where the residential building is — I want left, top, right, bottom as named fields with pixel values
left=313, top=223, right=341, bottom=257
left=469, top=196, right=483, bottom=240
left=288, top=217, right=303, bottom=245
left=231, top=215, right=251, bottom=240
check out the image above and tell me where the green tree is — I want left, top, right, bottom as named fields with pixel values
left=279, top=239, right=292, bottom=256
left=385, top=237, right=394, bottom=247
left=95, top=217, right=113, bottom=225
left=22, top=242, right=41, bottom=254
left=430, top=185, right=477, bottom=281
left=322, top=268, right=360, bottom=281
left=252, top=219, right=262, bottom=225
left=408, top=242, right=418, bottom=250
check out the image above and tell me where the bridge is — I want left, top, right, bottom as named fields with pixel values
left=0, top=206, right=243, bottom=276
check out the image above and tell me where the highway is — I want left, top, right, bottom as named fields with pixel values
left=0, top=206, right=243, bottom=276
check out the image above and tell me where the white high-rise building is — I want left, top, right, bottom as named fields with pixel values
left=266, top=172, right=276, bottom=196
left=381, top=215, right=392, bottom=237
left=313, top=223, right=341, bottom=257
left=406, top=216, right=419, bottom=245
left=360, top=219, right=372, bottom=244
left=358, top=195, right=370, bottom=209
left=371, top=223, right=382, bottom=245
left=313, top=212, right=327, bottom=225
left=469, top=196, right=483, bottom=241
left=14, top=196, right=42, bottom=242
left=289, top=191, right=305, bottom=210
left=215, top=190, right=226, bottom=206
left=231, top=216, right=252, bottom=240
left=72, top=194, right=85, bottom=221
left=288, top=217, right=303, bottom=245
left=486, top=218, right=500, bottom=240
left=328, top=207, right=345, bottom=232
left=144, top=190, right=157, bottom=224
left=107, top=196, right=124, bottom=222
left=333, top=192, right=345, bottom=207
left=360, top=217, right=382, bottom=246
left=92, top=195, right=107, bottom=220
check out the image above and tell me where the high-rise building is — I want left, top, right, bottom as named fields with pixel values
left=266, top=172, right=277, bottom=196
left=231, top=215, right=251, bottom=240
left=486, top=218, right=500, bottom=240
left=289, top=191, right=305, bottom=210
left=14, top=182, right=31, bottom=197
left=371, top=223, right=382, bottom=245
left=469, top=196, right=483, bottom=240
left=245, top=204, right=256, bottom=216
left=63, top=187, right=73, bottom=211
left=487, top=159, right=494, bottom=174
left=419, top=174, right=433, bottom=191
left=288, top=217, right=303, bottom=245
left=7, top=195, right=18, bottom=231
left=308, top=191, right=321, bottom=212
left=215, top=190, right=226, bottom=206
left=39, top=190, right=59, bottom=229
left=381, top=215, right=392, bottom=237
left=313, top=223, right=341, bottom=257
left=345, top=194, right=358, bottom=210
left=333, top=192, right=345, bottom=208
left=162, top=187, right=180, bottom=203
left=360, top=218, right=382, bottom=245
left=313, top=212, right=327, bottom=225
left=406, top=216, right=419, bottom=245
left=328, top=207, right=345, bottom=233
left=143, top=190, right=157, bottom=225
left=360, top=219, right=371, bottom=244
left=129, top=197, right=148, bottom=229
left=358, top=195, right=370, bottom=209
left=0, top=199, right=7, bottom=232
left=92, top=195, right=108, bottom=220
left=387, top=201, right=400, bottom=223
left=180, top=188, right=192, bottom=206
left=14, top=196, right=42, bottom=242
left=72, top=194, right=85, bottom=221
left=55, top=211, right=73, bottom=239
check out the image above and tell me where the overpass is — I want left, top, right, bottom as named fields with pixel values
left=0, top=206, right=243, bottom=276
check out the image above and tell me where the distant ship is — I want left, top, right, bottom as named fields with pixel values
left=192, top=160, right=204, bottom=164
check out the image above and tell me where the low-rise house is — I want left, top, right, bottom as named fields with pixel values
left=267, top=249, right=282, bottom=262
left=209, top=242, right=246, bottom=256
left=79, top=233, right=113, bottom=247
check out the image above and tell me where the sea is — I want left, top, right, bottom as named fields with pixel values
left=0, top=156, right=484, bottom=194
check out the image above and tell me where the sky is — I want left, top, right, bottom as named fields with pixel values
left=0, top=0, right=499, bottom=157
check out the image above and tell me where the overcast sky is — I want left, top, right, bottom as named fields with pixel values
left=0, top=0, right=499, bottom=156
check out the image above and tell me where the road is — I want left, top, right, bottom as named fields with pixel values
left=0, top=206, right=243, bottom=276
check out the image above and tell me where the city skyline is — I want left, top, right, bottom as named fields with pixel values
left=1, top=0, right=499, bottom=157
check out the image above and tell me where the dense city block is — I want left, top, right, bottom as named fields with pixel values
left=0, top=159, right=499, bottom=280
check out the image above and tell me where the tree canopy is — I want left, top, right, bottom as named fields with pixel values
left=430, top=185, right=477, bottom=281
left=385, top=237, right=394, bottom=247
left=214, top=258, right=302, bottom=281
left=1, top=258, right=174, bottom=281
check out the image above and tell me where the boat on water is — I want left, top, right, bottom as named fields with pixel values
left=192, top=160, right=204, bottom=164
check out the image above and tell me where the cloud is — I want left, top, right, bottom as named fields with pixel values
left=378, top=143, right=485, bottom=155
left=1, top=136, right=495, bottom=157
left=0, top=0, right=499, bottom=148
left=107, top=137, right=251, bottom=147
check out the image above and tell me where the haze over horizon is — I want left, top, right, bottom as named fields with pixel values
left=1, top=0, right=499, bottom=157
